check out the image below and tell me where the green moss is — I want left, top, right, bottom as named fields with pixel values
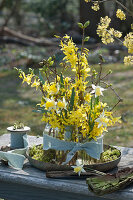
left=29, top=145, right=56, bottom=163
left=101, top=148, right=121, bottom=162
left=29, top=145, right=121, bottom=164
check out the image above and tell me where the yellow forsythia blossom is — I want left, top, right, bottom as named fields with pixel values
left=84, top=93, right=92, bottom=103
left=31, top=79, right=40, bottom=90
left=116, top=9, right=126, bottom=20
left=22, top=73, right=33, bottom=85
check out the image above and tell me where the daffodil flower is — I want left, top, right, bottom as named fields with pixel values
left=57, top=97, right=67, bottom=109
left=95, top=111, right=109, bottom=128
left=44, top=98, right=57, bottom=110
left=72, top=160, right=86, bottom=176
left=91, top=84, right=106, bottom=98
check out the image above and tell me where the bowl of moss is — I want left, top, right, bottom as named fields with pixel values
left=26, top=144, right=121, bottom=172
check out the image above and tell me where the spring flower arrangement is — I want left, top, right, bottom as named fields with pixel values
left=16, top=32, right=121, bottom=142
left=16, top=20, right=122, bottom=168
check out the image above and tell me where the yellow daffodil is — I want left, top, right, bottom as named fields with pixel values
left=57, top=97, right=67, bottom=109
left=44, top=98, right=56, bottom=110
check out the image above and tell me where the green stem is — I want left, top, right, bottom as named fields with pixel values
left=81, top=28, right=85, bottom=55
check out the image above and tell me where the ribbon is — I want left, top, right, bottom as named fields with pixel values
left=43, top=134, right=103, bottom=165
left=0, top=134, right=28, bottom=169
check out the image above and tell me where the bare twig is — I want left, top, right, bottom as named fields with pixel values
left=100, top=71, right=111, bottom=80
left=110, top=99, right=122, bottom=111
left=45, top=71, right=50, bottom=85
left=40, top=82, right=46, bottom=97
left=81, top=28, right=85, bottom=55
left=95, top=62, right=103, bottom=85
left=101, top=81, right=123, bottom=111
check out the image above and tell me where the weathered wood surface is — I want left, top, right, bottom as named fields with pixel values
left=0, top=134, right=133, bottom=200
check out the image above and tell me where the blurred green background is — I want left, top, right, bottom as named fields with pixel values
left=0, top=0, right=133, bottom=147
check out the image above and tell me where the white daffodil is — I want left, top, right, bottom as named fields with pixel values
left=91, top=84, right=106, bottom=98
left=57, top=97, right=68, bottom=109
left=44, top=98, right=57, bottom=110
left=71, top=160, right=86, bottom=176
left=95, top=111, right=109, bottom=128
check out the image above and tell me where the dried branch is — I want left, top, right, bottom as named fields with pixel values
left=39, top=82, right=46, bottom=97
left=100, top=71, right=111, bottom=80
left=101, top=81, right=123, bottom=111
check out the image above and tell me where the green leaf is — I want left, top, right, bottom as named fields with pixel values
left=84, top=36, right=90, bottom=42
left=39, top=71, right=45, bottom=84
left=60, top=73, right=64, bottom=88
left=77, top=22, right=84, bottom=29
left=32, top=109, right=48, bottom=114
left=84, top=20, right=90, bottom=28
left=69, top=87, right=75, bottom=111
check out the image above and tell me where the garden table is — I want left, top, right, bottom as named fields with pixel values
left=0, top=134, right=133, bottom=200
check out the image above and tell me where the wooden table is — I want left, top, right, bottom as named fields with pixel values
left=0, top=134, right=133, bottom=200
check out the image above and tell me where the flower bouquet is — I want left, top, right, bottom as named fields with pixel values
left=16, top=22, right=121, bottom=174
